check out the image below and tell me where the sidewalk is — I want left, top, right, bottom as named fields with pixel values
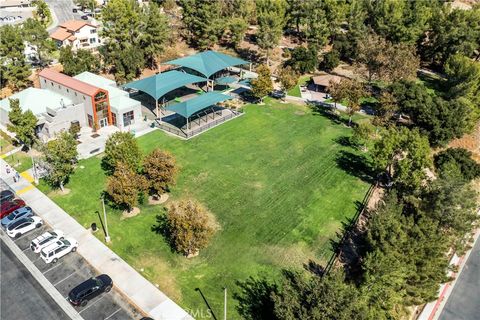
left=0, top=158, right=192, bottom=320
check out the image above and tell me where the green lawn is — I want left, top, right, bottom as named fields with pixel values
left=0, top=131, right=14, bottom=155
left=39, top=99, right=370, bottom=318
left=287, top=75, right=310, bottom=97
left=4, top=151, right=32, bottom=173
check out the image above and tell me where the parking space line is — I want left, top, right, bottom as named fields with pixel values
left=22, top=246, right=31, bottom=252
left=53, top=272, right=76, bottom=286
left=103, top=307, right=122, bottom=320
left=42, top=262, right=64, bottom=275
left=32, top=256, right=42, bottom=263
left=78, top=295, right=106, bottom=314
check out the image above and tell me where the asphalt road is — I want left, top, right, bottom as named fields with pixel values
left=45, top=0, right=84, bottom=25
left=0, top=240, right=69, bottom=320
left=439, top=237, right=480, bottom=320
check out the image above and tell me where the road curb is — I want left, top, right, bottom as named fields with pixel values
left=0, top=230, right=83, bottom=320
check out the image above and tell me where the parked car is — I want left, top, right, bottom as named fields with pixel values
left=68, top=274, right=113, bottom=307
left=30, top=229, right=64, bottom=253
left=1, top=206, right=33, bottom=228
left=40, top=237, right=78, bottom=263
left=0, top=189, right=14, bottom=203
left=0, top=199, right=26, bottom=219
left=6, top=216, right=43, bottom=238
left=81, top=15, right=88, bottom=20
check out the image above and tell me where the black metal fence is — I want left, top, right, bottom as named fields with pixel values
left=323, top=181, right=378, bottom=276
left=157, top=111, right=242, bottom=139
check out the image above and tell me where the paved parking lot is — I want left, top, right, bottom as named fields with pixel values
left=1, top=240, right=68, bottom=320
left=1, top=181, right=142, bottom=320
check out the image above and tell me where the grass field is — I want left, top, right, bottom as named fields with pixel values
left=287, top=75, right=310, bottom=97
left=4, top=151, right=32, bottom=173
left=39, top=99, right=370, bottom=317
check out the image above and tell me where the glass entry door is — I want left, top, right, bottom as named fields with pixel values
left=100, top=118, right=108, bottom=128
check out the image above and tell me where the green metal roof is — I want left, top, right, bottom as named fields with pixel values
left=0, top=88, right=73, bottom=116
left=166, top=91, right=232, bottom=118
left=123, top=70, right=207, bottom=100
left=164, top=51, right=248, bottom=78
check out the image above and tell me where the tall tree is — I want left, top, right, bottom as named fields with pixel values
left=328, top=78, right=367, bottom=126
left=364, top=0, right=436, bottom=44
left=355, top=33, right=419, bottom=82
left=392, top=80, right=475, bottom=146
left=277, top=66, right=298, bottom=96
left=100, top=0, right=143, bottom=82
left=302, top=0, right=329, bottom=46
left=443, top=54, right=480, bottom=106
left=43, top=131, right=78, bottom=191
left=59, top=46, right=100, bottom=76
left=0, top=25, right=31, bottom=91
left=255, top=0, right=287, bottom=63
left=33, top=0, right=52, bottom=26
left=22, top=18, right=55, bottom=67
left=372, top=90, right=398, bottom=127
left=103, top=132, right=142, bottom=173
left=106, top=162, right=147, bottom=212
left=434, top=148, right=480, bottom=182
left=178, top=0, right=223, bottom=49
left=143, top=149, right=178, bottom=196
left=140, top=2, right=170, bottom=68
left=420, top=6, right=480, bottom=67
left=165, top=199, right=219, bottom=256
left=372, top=126, right=432, bottom=193
left=7, top=99, right=38, bottom=148
left=273, top=270, right=368, bottom=319
left=285, top=45, right=318, bottom=74
left=419, top=177, right=479, bottom=251
left=251, top=64, right=273, bottom=102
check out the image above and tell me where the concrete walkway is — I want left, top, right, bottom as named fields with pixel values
left=0, top=158, right=192, bottom=320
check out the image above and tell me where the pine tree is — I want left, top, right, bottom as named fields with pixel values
left=256, top=0, right=287, bottom=63
left=0, top=25, right=31, bottom=91
left=140, top=2, right=169, bottom=68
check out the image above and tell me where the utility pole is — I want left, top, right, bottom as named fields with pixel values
left=101, top=196, right=111, bottom=243
left=224, top=287, right=227, bottom=320
left=31, top=155, right=38, bottom=184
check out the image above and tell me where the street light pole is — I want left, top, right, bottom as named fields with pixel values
left=101, top=196, right=111, bottom=243
left=224, top=287, right=227, bottom=320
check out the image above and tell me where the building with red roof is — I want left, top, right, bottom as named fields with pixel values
left=50, top=20, right=100, bottom=51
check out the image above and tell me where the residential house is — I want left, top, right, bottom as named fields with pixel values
left=50, top=20, right=100, bottom=51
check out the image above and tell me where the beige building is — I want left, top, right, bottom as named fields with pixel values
left=50, top=20, right=101, bottom=51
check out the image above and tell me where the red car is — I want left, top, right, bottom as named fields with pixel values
left=0, top=199, right=25, bottom=219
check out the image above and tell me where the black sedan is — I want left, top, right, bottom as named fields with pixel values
left=68, top=274, right=113, bottom=307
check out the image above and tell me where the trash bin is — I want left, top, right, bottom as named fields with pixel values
left=91, top=223, right=97, bottom=232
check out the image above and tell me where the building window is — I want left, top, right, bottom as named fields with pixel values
left=87, top=114, right=93, bottom=128
left=95, top=91, right=106, bottom=101
left=75, top=92, right=77, bottom=96
left=83, top=96, right=86, bottom=100
left=89, top=38, right=96, bottom=44
left=43, top=79, right=46, bottom=83
left=67, top=89, right=69, bottom=93
left=51, top=81, right=53, bottom=86
left=111, top=112, right=117, bottom=126
left=123, top=111, right=134, bottom=127
left=58, top=85, right=61, bottom=89
left=90, top=29, right=96, bottom=34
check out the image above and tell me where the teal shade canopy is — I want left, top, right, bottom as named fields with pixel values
left=166, top=91, right=232, bottom=118
left=123, top=70, right=207, bottom=100
left=164, top=51, right=248, bottom=78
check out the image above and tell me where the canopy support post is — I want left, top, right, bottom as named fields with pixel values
left=155, top=99, right=160, bottom=122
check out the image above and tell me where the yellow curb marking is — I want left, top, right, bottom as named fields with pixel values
left=0, top=154, right=6, bottom=159
left=17, top=184, right=34, bottom=195
left=20, top=171, right=34, bottom=183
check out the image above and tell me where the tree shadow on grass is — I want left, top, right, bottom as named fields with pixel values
left=335, top=136, right=355, bottom=148
left=307, top=101, right=351, bottom=127
left=233, top=276, right=279, bottom=320
left=151, top=213, right=176, bottom=253
left=335, top=150, right=375, bottom=184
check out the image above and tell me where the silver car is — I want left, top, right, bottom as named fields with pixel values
left=1, top=206, right=33, bottom=228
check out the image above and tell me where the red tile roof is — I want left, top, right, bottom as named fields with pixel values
left=59, top=20, right=95, bottom=32
left=39, top=68, right=100, bottom=96
left=50, top=28, right=72, bottom=41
